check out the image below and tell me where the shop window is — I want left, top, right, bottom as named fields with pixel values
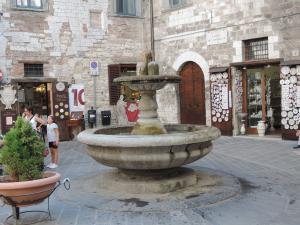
left=24, top=63, right=44, bottom=77
left=114, top=0, right=141, bottom=16
left=11, top=0, right=48, bottom=11
left=246, top=66, right=281, bottom=134
left=244, top=37, right=268, bottom=61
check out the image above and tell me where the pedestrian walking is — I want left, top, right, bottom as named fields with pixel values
left=46, top=115, right=60, bottom=169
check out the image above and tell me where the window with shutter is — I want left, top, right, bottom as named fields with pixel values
left=108, top=64, right=122, bottom=105
left=108, top=64, right=137, bottom=105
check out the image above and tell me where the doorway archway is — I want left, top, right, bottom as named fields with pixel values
left=179, top=61, right=206, bottom=125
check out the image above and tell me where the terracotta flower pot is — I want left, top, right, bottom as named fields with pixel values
left=0, top=171, right=60, bottom=207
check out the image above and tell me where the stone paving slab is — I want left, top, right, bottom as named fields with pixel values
left=0, top=137, right=300, bottom=225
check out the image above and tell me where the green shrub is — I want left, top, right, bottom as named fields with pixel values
left=1, top=117, right=44, bottom=181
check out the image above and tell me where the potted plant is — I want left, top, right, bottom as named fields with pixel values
left=0, top=117, right=60, bottom=207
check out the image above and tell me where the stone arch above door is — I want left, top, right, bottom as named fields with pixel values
left=172, top=51, right=209, bottom=82
left=172, top=51, right=211, bottom=126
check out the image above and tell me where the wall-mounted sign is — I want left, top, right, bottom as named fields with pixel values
left=53, top=82, right=69, bottom=121
left=17, top=89, right=25, bottom=102
left=0, top=85, right=17, bottom=109
left=221, top=84, right=229, bottom=110
left=90, top=61, right=100, bottom=76
left=282, top=84, right=290, bottom=110
left=206, top=29, right=228, bottom=45
left=1, top=110, right=17, bottom=134
left=297, top=86, right=300, bottom=108
left=56, top=82, right=66, bottom=92
left=69, top=84, right=85, bottom=112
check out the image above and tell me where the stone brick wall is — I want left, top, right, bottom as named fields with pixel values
left=0, top=0, right=145, bottom=126
left=148, top=0, right=300, bottom=124
left=1, top=0, right=299, bottom=128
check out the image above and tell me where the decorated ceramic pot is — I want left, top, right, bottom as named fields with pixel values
left=257, top=121, right=266, bottom=137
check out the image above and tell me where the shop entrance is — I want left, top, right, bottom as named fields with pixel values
left=179, top=61, right=206, bottom=125
left=17, top=82, right=52, bottom=120
left=244, top=65, right=281, bottom=135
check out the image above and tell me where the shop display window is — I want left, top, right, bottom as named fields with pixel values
left=247, top=69, right=262, bottom=127
left=246, top=66, right=281, bottom=132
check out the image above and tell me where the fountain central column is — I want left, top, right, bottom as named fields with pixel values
left=131, top=90, right=167, bottom=135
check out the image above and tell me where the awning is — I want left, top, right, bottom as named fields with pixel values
left=11, top=77, right=57, bottom=83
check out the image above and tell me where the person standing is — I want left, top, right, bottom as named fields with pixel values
left=46, top=115, right=60, bottom=169
left=22, top=106, right=44, bottom=131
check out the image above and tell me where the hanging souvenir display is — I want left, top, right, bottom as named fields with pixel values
left=210, top=71, right=230, bottom=123
left=280, top=65, right=300, bottom=130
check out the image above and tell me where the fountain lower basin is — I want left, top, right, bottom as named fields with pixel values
left=78, top=124, right=220, bottom=170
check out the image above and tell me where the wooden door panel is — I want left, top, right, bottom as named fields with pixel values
left=180, top=62, right=206, bottom=125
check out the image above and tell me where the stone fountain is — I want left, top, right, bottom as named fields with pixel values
left=78, top=61, right=223, bottom=194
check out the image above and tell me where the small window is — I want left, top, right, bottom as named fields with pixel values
left=169, top=0, right=187, bottom=8
left=244, top=38, right=268, bottom=61
left=90, top=11, right=102, bottom=29
left=16, top=0, right=42, bottom=9
left=12, top=0, right=48, bottom=11
left=115, top=0, right=139, bottom=16
left=24, top=63, right=44, bottom=77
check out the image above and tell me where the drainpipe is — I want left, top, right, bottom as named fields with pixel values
left=150, top=0, right=155, bottom=60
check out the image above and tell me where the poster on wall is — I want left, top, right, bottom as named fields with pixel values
left=296, top=86, right=300, bottom=108
left=282, top=84, right=290, bottom=110
left=1, top=110, right=17, bottom=134
left=69, top=84, right=85, bottom=113
left=221, top=84, right=229, bottom=110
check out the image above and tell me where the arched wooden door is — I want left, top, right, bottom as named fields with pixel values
left=179, top=61, right=206, bottom=125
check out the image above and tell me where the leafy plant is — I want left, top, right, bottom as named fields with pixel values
left=1, top=117, right=44, bottom=181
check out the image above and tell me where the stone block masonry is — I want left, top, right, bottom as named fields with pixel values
left=0, top=0, right=144, bottom=126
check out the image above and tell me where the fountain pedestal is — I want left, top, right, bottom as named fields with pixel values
left=132, top=90, right=167, bottom=135
left=102, top=168, right=197, bottom=194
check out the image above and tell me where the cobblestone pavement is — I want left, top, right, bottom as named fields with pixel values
left=1, top=136, right=300, bottom=225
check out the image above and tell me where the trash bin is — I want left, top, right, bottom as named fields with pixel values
left=101, top=110, right=111, bottom=126
left=88, top=107, right=97, bottom=128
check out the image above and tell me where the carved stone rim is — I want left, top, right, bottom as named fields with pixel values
left=78, top=124, right=221, bottom=147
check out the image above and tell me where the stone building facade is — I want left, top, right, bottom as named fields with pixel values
left=0, top=0, right=146, bottom=137
left=152, top=0, right=300, bottom=139
left=0, top=0, right=299, bottom=139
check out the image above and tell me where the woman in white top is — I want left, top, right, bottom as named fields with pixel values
left=22, top=106, right=44, bottom=130
left=46, top=115, right=60, bottom=169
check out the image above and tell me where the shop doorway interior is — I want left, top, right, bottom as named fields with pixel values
left=17, top=82, right=52, bottom=120
left=245, top=65, right=281, bottom=135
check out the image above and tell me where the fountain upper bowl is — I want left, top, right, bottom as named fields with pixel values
left=114, top=75, right=181, bottom=91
